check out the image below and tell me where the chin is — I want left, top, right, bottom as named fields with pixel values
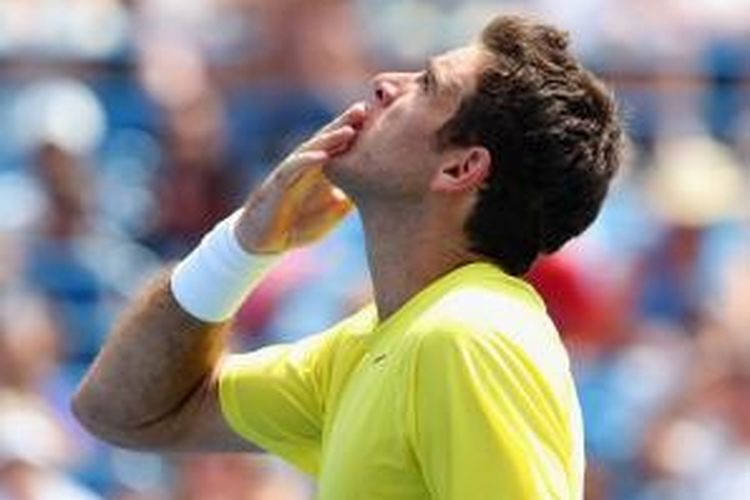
left=323, top=156, right=352, bottom=187
left=324, top=153, right=368, bottom=197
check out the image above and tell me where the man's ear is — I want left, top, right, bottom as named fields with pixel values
left=431, top=147, right=492, bottom=193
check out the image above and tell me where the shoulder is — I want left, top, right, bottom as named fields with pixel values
left=413, top=284, right=570, bottom=387
left=290, top=303, right=378, bottom=376
left=302, top=302, right=378, bottom=349
left=225, top=303, right=377, bottom=375
left=317, top=303, right=378, bottom=355
left=411, top=262, right=554, bottom=344
left=416, top=282, right=553, bottom=345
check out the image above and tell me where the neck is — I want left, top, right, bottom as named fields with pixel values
left=359, top=200, right=476, bottom=322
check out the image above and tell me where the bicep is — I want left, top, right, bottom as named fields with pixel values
left=165, top=367, right=261, bottom=453
left=171, top=309, right=367, bottom=467
left=128, top=339, right=328, bottom=455
left=111, top=360, right=261, bottom=454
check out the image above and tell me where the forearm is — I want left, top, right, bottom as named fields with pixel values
left=72, top=105, right=362, bottom=450
left=72, top=268, right=229, bottom=447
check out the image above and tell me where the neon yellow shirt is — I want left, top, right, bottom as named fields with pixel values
left=220, top=262, right=584, bottom=499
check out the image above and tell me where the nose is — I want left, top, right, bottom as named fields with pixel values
left=371, top=72, right=410, bottom=108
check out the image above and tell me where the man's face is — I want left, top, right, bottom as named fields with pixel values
left=326, top=45, right=487, bottom=203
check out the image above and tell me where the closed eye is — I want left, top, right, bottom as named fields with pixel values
left=417, top=69, right=436, bottom=93
left=417, top=71, right=430, bottom=91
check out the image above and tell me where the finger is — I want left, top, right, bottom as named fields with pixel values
left=319, top=101, right=368, bottom=134
left=303, top=126, right=356, bottom=153
left=311, top=181, right=351, bottom=207
left=286, top=157, right=339, bottom=200
left=329, top=187, right=350, bottom=204
left=285, top=149, right=329, bottom=173
left=274, top=149, right=328, bottom=186
left=295, top=190, right=354, bottom=234
left=321, top=101, right=367, bottom=132
left=327, top=138, right=356, bottom=158
left=294, top=150, right=329, bottom=165
left=326, top=194, right=354, bottom=218
left=292, top=173, right=347, bottom=212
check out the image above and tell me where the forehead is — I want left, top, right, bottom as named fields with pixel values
left=431, top=45, right=488, bottom=100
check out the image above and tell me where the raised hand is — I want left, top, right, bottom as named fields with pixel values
left=235, top=102, right=368, bottom=254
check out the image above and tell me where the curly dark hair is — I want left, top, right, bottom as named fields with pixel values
left=436, top=15, right=623, bottom=276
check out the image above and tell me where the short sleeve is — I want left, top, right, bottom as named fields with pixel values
left=409, top=328, right=574, bottom=499
left=219, top=332, right=333, bottom=475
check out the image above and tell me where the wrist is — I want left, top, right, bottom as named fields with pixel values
left=170, top=210, right=280, bottom=323
left=233, top=208, right=279, bottom=256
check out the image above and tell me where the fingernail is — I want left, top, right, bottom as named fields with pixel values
left=331, top=187, right=349, bottom=202
left=349, top=101, right=367, bottom=114
left=307, top=150, right=328, bottom=161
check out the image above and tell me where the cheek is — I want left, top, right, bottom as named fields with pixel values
left=377, top=104, right=434, bottom=151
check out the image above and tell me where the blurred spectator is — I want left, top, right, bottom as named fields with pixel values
left=638, top=336, right=750, bottom=499
left=0, top=0, right=129, bottom=60
left=135, top=35, right=245, bottom=258
left=633, top=136, right=747, bottom=332
left=24, top=139, right=160, bottom=366
left=140, top=94, right=241, bottom=258
left=0, top=291, right=100, bottom=500
left=564, top=134, right=749, bottom=500
left=23, top=140, right=110, bottom=364
left=172, top=455, right=310, bottom=500
left=0, top=2, right=748, bottom=499
left=528, top=252, right=628, bottom=357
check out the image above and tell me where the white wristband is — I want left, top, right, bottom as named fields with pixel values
left=170, top=210, right=279, bottom=322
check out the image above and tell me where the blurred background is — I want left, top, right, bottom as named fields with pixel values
left=0, top=0, right=748, bottom=499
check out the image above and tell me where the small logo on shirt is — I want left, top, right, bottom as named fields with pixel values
left=373, top=353, right=387, bottom=365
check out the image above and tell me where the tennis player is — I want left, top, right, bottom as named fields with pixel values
left=74, top=14, right=622, bottom=499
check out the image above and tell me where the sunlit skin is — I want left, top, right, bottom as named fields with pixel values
left=234, top=108, right=365, bottom=253
left=327, top=45, right=488, bottom=204
left=72, top=43, right=496, bottom=454
left=235, top=45, right=491, bottom=257
left=235, top=44, right=494, bottom=320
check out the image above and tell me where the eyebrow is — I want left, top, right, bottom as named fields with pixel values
left=427, top=57, right=458, bottom=96
left=426, top=58, right=442, bottom=93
